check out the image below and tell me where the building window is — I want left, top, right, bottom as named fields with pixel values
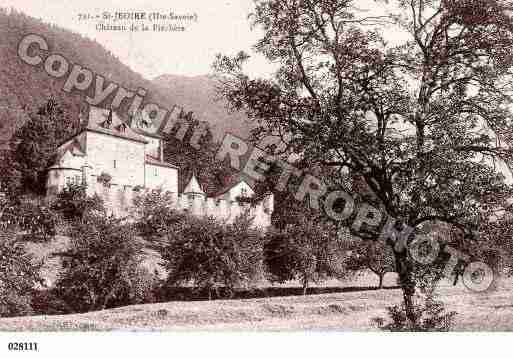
left=75, top=175, right=82, bottom=185
left=113, top=160, right=117, bottom=169
left=241, top=188, right=248, bottom=197
left=154, top=168, right=158, bottom=176
left=66, top=176, right=71, bottom=185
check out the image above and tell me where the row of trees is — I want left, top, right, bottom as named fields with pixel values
left=134, top=189, right=392, bottom=297
left=0, top=185, right=396, bottom=317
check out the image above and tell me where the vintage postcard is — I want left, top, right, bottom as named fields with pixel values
left=0, top=0, right=512, bottom=357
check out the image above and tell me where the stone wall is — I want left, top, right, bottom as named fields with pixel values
left=92, top=183, right=273, bottom=230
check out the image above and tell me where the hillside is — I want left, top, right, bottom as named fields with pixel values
left=0, top=9, right=251, bottom=148
left=153, top=74, right=254, bottom=140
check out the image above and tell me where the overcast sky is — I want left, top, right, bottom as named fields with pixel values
left=0, top=0, right=277, bottom=79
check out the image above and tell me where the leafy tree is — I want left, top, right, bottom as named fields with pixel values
left=51, top=184, right=106, bottom=222
left=214, top=0, right=513, bottom=323
left=344, top=236, right=396, bottom=289
left=131, top=188, right=185, bottom=242
left=0, top=230, right=43, bottom=317
left=264, top=219, right=341, bottom=295
left=9, top=99, right=76, bottom=195
left=254, top=162, right=352, bottom=292
left=16, top=198, right=58, bottom=242
left=55, top=216, right=153, bottom=312
left=162, top=114, right=236, bottom=194
left=160, top=213, right=264, bottom=299
left=0, top=195, right=57, bottom=242
left=0, top=150, right=22, bottom=198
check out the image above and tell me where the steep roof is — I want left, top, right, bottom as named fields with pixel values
left=61, top=138, right=85, bottom=157
left=183, top=173, right=205, bottom=195
left=83, top=107, right=148, bottom=144
left=145, top=154, right=179, bottom=169
left=48, top=137, right=86, bottom=169
left=50, top=106, right=184, bottom=170
left=213, top=176, right=254, bottom=197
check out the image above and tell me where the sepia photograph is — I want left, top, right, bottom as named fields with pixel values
left=0, top=0, right=512, bottom=356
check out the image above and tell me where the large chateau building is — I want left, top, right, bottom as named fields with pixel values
left=46, top=106, right=273, bottom=229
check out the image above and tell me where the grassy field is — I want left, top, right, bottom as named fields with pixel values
left=6, top=236, right=513, bottom=331
left=1, top=273, right=511, bottom=331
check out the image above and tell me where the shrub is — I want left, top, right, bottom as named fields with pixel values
left=97, top=172, right=112, bottom=186
left=0, top=231, right=44, bottom=317
left=160, top=213, right=264, bottom=299
left=51, top=184, right=105, bottom=222
left=373, top=287, right=457, bottom=331
left=54, top=216, right=152, bottom=312
left=31, top=289, right=73, bottom=315
left=132, top=188, right=185, bottom=241
left=1, top=196, right=57, bottom=242
left=16, top=199, right=58, bottom=242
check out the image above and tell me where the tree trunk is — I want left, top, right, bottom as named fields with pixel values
left=395, top=249, right=416, bottom=324
left=302, top=277, right=308, bottom=296
left=378, top=273, right=384, bottom=289
left=452, top=273, right=459, bottom=286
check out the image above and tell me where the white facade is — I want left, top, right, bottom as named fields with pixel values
left=46, top=106, right=178, bottom=196
left=86, top=131, right=147, bottom=187
left=144, top=163, right=178, bottom=193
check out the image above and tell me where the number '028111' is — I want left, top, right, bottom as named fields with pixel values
left=8, top=342, right=38, bottom=351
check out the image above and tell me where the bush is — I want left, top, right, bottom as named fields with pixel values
left=0, top=231, right=44, bottom=317
left=54, top=216, right=153, bottom=312
left=160, top=213, right=264, bottom=299
left=51, top=184, right=105, bottom=222
left=0, top=197, right=58, bottom=242
left=31, top=289, right=74, bottom=315
left=373, top=289, right=457, bottom=331
left=18, top=199, right=58, bottom=242
left=132, top=188, right=185, bottom=241
left=97, top=172, right=112, bottom=187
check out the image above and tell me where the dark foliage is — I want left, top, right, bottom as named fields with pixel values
left=0, top=230, right=44, bottom=317
left=8, top=99, right=76, bottom=195
left=161, top=114, right=236, bottom=196
left=132, top=189, right=186, bottom=242
left=264, top=220, right=343, bottom=295
left=160, top=214, right=264, bottom=299
left=51, top=184, right=105, bottom=222
left=54, top=216, right=155, bottom=312
left=344, top=236, right=396, bottom=288
left=16, top=198, right=58, bottom=242
left=0, top=196, right=58, bottom=242
left=373, top=291, right=457, bottom=332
